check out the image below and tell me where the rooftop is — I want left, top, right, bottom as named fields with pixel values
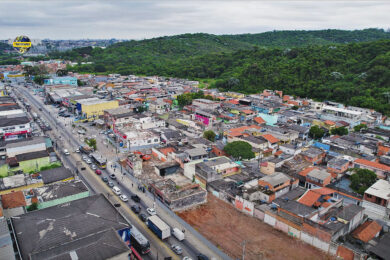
left=40, top=166, right=73, bottom=184
left=1, top=191, right=26, bottom=209
left=11, top=194, right=129, bottom=260
left=34, top=180, right=88, bottom=202
left=364, top=179, right=390, bottom=200
left=260, top=172, right=290, bottom=188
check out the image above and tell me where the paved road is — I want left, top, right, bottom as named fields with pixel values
left=13, top=85, right=179, bottom=260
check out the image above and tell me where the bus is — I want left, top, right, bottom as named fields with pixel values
left=130, top=226, right=151, bottom=254
left=90, top=152, right=107, bottom=169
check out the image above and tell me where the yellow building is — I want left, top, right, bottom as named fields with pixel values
left=79, top=99, right=118, bottom=119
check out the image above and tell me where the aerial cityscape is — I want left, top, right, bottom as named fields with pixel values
left=0, top=1, right=390, bottom=260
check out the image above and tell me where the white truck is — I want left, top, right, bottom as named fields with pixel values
left=172, top=228, right=185, bottom=241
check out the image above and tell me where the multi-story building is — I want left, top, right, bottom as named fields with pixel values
left=362, top=179, right=390, bottom=223
left=0, top=114, right=31, bottom=141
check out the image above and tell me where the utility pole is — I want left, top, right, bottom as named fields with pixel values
left=241, top=240, right=246, bottom=260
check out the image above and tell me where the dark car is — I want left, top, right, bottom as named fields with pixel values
left=109, top=174, right=116, bottom=179
left=197, top=254, right=209, bottom=260
left=101, top=176, right=108, bottom=182
left=131, top=205, right=141, bottom=214
left=138, top=213, right=148, bottom=222
left=131, top=195, right=141, bottom=203
left=63, top=114, right=71, bottom=118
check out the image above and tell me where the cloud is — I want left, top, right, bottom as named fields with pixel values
left=0, top=0, right=388, bottom=39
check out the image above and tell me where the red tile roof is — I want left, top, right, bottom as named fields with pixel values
left=299, top=167, right=317, bottom=177
left=324, top=120, right=336, bottom=126
left=254, top=117, right=266, bottom=125
left=226, top=99, right=239, bottom=105
left=352, top=220, right=382, bottom=242
left=262, top=134, right=279, bottom=144
left=298, top=190, right=322, bottom=207
left=274, top=150, right=283, bottom=156
left=1, top=191, right=26, bottom=209
left=241, top=109, right=254, bottom=114
left=354, top=158, right=390, bottom=172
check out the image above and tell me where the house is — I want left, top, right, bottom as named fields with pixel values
left=1, top=191, right=26, bottom=217
left=212, top=141, right=227, bottom=157
left=116, top=129, right=160, bottom=151
left=149, top=179, right=207, bottom=211
left=306, top=168, right=332, bottom=188
left=253, top=116, right=266, bottom=125
left=300, top=147, right=326, bottom=165
left=11, top=194, right=130, bottom=260
left=103, top=107, right=134, bottom=128
left=261, top=134, right=279, bottom=149
left=44, top=76, right=77, bottom=86
left=192, top=99, right=220, bottom=110
left=361, top=179, right=390, bottom=222
left=351, top=220, right=382, bottom=243
left=185, top=147, right=208, bottom=161
left=279, top=143, right=301, bottom=155
left=327, top=157, right=350, bottom=178
left=202, top=157, right=240, bottom=177
left=248, top=172, right=297, bottom=203
left=353, top=158, right=390, bottom=179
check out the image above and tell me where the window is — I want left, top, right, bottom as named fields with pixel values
left=19, top=126, right=25, bottom=129
left=147, top=140, right=151, bottom=144
left=366, top=194, right=372, bottom=198
left=154, top=139, right=158, bottom=142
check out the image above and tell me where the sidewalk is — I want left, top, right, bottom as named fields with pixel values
left=106, top=160, right=231, bottom=260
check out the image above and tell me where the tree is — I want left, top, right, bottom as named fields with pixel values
left=203, top=130, right=216, bottom=142
left=309, top=125, right=325, bottom=140
left=86, top=138, right=97, bottom=150
left=33, top=75, right=49, bottom=85
left=354, top=123, right=368, bottom=132
left=27, top=202, right=38, bottom=211
left=330, top=126, right=348, bottom=136
left=77, top=79, right=85, bottom=86
left=223, top=141, right=255, bottom=160
left=56, top=69, right=68, bottom=76
left=349, top=168, right=377, bottom=194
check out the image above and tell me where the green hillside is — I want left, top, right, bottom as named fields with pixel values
left=222, top=28, right=390, bottom=47
left=50, top=29, right=390, bottom=114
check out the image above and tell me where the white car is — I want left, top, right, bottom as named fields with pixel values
left=75, top=148, right=80, bottom=153
left=182, top=257, right=193, bottom=260
left=146, top=208, right=156, bottom=216
left=63, top=149, right=70, bottom=155
left=91, top=164, right=97, bottom=170
left=86, top=159, right=92, bottom=164
left=82, top=155, right=88, bottom=161
left=120, top=195, right=128, bottom=202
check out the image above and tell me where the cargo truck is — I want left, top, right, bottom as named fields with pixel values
left=147, top=215, right=171, bottom=240
left=79, top=145, right=94, bottom=155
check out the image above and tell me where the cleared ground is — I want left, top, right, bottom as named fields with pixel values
left=178, top=195, right=332, bottom=260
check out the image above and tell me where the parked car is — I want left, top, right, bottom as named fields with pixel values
left=138, top=213, right=148, bottom=222
left=101, top=176, right=108, bottom=182
left=107, top=181, right=115, bottom=187
left=131, top=195, right=141, bottom=203
left=82, top=155, right=88, bottom=161
left=91, top=164, right=97, bottom=170
left=120, top=195, right=128, bottom=202
left=86, top=159, right=92, bottom=164
left=171, top=245, right=182, bottom=255
left=109, top=174, right=116, bottom=179
left=95, top=169, right=102, bottom=175
left=112, top=186, right=121, bottom=195
left=131, top=205, right=141, bottom=214
left=146, top=207, right=156, bottom=216
left=197, top=254, right=209, bottom=260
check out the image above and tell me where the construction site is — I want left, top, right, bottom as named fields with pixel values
left=178, top=195, right=333, bottom=260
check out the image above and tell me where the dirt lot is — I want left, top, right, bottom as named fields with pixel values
left=178, top=195, right=332, bottom=260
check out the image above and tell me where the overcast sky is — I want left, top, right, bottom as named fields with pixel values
left=1, top=1, right=389, bottom=40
